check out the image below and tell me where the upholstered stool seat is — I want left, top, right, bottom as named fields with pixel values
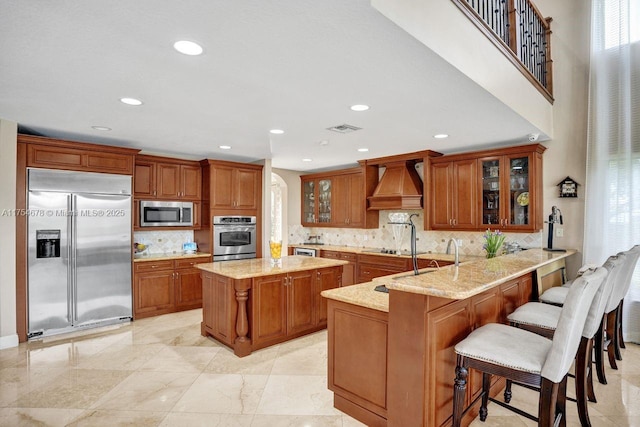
left=451, top=267, right=608, bottom=427
left=539, top=286, right=570, bottom=306
left=506, top=302, right=561, bottom=336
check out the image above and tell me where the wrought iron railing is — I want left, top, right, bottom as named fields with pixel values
left=452, top=0, right=553, bottom=102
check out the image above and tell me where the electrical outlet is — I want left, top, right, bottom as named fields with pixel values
left=363, top=235, right=368, bottom=241
left=457, top=239, right=463, bottom=246
left=555, top=227, right=563, bottom=237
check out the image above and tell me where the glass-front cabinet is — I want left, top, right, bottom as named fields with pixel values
left=302, top=178, right=332, bottom=226
left=479, top=153, right=535, bottom=231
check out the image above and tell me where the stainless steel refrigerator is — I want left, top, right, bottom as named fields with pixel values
left=27, top=168, right=132, bottom=338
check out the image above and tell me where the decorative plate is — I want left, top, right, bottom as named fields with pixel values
left=517, top=192, right=529, bottom=206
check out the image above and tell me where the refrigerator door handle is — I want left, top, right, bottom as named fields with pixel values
left=66, top=194, right=73, bottom=324
left=71, top=194, right=78, bottom=323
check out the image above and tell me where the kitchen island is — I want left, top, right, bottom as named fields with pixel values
left=321, top=248, right=575, bottom=427
left=197, top=255, right=348, bottom=356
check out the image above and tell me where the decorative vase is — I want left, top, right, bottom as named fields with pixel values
left=486, top=251, right=498, bottom=259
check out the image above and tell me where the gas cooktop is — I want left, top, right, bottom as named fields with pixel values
left=362, top=249, right=426, bottom=256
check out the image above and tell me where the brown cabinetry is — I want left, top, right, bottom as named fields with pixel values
left=427, top=144, right=546, bottom=232
left=133, top=256, right=211, bottom=319
left=20, top=134, right=138, bottom=175
left=301, top=167, right=377, bottom=228
left=429, top=159, right=477, bottom=229
left=134, top=155, right=201, bottom=200
left=321, top=251, right=357, bottom=286
left=209, top=162, right=261, bottom=210
left=357, top=254, right=409, bottom=283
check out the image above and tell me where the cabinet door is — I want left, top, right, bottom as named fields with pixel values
left=347, top=173, right=365, bottom=227
left=211, top=165, right=234, bottom=208
left=134, top=271, right=175, bottom=318
left=317, top=179, right=332, bottom=224
left=134, top=161, right=156, bottom=198
left=430, top=162, right=453, bottom=229
left=202, top=273, right=236, bottom=346
left=505, top=154, right=533, bottom=230
left=316, top=267, right=342, bottom=325
left=181, top=165, right=202, bottom=200
left=302, top=179, right=316, bottom=225
left=332, top=175, right=349, bottom=226
left=287, top=270, right=316, bottom=334
left=479, top=157, right=502, bottom=228
left=175, top=268, right=203, bottom=310
left=253, top=274, right=287, bottom=346
left=235, top=168, right=260, bottom=209
left=451, top=159, right=477, bottom=229
left=156, top=163, right=181, bottom=199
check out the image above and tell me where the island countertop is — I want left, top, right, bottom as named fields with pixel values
left=382, top=248, right=576, bottom=299
left=196, top=255, right=348, bottom=279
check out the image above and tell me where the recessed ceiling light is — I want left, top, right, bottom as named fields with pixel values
left=434, top=134, right=449, bottom=139
left=302, top=158, right=312, bottom=162
left=91, top=126, right=111, bottom=131
left=173, top=40, right=203, bottom=56
left=270, top=129, right=284, bottom=135
left=319, top=140, right=329, bottom=146
left=120, top=97, right=143, bottom=106
left=357, top=148, right=369, bottom=152
left=219, top=145, right=231, bottom=150
left=350, top=104, right=370, bottom=112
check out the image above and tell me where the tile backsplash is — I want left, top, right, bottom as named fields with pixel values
left=290, top=210, right=542, bottom=257
left=133, top=230, right=195, bottom=254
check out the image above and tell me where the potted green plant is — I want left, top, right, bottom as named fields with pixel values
left=483, top=229, right=506, bottom=258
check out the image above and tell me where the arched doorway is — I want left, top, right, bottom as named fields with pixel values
left=271, top=173, right=287, bottom=249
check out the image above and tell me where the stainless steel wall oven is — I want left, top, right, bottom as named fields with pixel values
left=213, top=215, right=257, bottom=261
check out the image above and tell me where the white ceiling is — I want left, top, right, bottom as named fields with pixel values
left=0, top=0, right=545, bottom=172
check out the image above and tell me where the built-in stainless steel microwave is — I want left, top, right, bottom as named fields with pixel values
left=140, top=201, right=193, bottom=227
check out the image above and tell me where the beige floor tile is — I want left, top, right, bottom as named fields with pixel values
left=0, top=407, right=85, bottom=427
left=341, top=414, right=368, bottom=427
left=250, top=414, right=343, bottom=426
left=205, top=346, right=279, bottom=375
left=271, top=340, right=327, bottom=376
left=91, top=371, right=199, bottom=412
left=172, top=373, right=268, bottom=414
left=159, top=412, right=254, bottom=426
left=0, top=365, right=68, bottom=407
left=74, top=343, right=164, bottom=371
left=12, top=369, right=131, bottom=409
left=139, top=345, right=220, bottom=373
left=67, top=409, right=167, bottom=426
left=255, top=375, right=340, bottom=416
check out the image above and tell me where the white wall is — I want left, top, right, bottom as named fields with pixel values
left=372, top=0, right=554, bottom=137
left=0, top=119, right=18, bottom=349
left=272, top=167, right=302, bottom=230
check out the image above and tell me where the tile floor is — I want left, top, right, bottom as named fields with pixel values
left=0, top=309, right=638, bottom=426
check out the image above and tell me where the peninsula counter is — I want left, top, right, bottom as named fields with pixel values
left=321, top=249, right=575, bottom=427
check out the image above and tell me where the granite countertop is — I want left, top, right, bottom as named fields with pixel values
left=382, top=248, right=576, bottom=299
left=322, top=249, right=576, bottom=311
left=196, top=255, right=348, bottom=279
left=289, top=244, right=483, bottom=263
left=321, top=282, right=391, bottom=313
left=133, top=252, right=212, bottom=262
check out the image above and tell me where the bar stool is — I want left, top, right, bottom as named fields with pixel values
left=451, top=268, right=607, bottom=427
left=506, top=255, right=623, bottom=427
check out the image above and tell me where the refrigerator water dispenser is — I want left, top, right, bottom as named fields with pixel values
left=36, top=229, right=61, bottom=258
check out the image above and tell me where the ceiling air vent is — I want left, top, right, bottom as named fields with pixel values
left=326, top=124, right=362, bottom=134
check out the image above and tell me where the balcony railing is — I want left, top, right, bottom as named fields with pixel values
left=452, top=0, right=553, bottom=103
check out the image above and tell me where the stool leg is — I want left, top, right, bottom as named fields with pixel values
left=576, top=337, right=592, bottom=427
left=504, top=379, right=513, bottom=403
left=452, top=357, right=468, bottom=427
left=619, top=300, right=626, bottom=349
left=614, top=304, right=623, bottom=360
left=586, top=336, right=597, bottom=402
left=594, top=317, right=607, bottom=384
left=606, top=311, right=619, bottom=370
left=480, top=373, right=490, bottom=421
left=539, top=378, right=559, bottom=427
left=558, top=376, right=567, bottom=427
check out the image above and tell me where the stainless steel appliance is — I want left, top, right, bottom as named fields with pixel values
left=213, top=215, right=257, bottom=261
left=140, top=200, right=193, bottom=227
left=293, top=247, right=317, bottom=257
left=27, top=168, right=132, bottom=338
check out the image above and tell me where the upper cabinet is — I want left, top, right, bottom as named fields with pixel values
left=208, top=161, right=261, bottom=210
left=300, top=167, right=378, bottom=229
left=427, top=144, right=546, bottom=232
left=429, top=158, right=477, bottom=230
left=20, top=134, right=138, bottom=175
left=134, top=155, right=201, bottom=201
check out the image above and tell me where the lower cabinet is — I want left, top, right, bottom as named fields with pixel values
left=201, top=265, right=343, bottom=355
left=321, top=250, right=356, bottom=286
left=357, top=254, right=409, bottom=283
left=134, top=256, right=211, bottom=319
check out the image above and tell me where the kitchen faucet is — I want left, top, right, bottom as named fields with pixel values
left=446, top=238, right=460, bottom=267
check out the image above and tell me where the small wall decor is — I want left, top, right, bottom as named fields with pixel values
left=557, top=176, right=579, bottom=198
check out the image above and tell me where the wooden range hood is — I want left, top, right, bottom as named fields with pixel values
left=363, top=150, right=442, bottom=211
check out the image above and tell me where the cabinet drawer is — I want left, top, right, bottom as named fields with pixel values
left=321, top=250, right=341, bottom=259
left=175, top=257, right=211, bottom=269
left=357, top=254, right=409, bottom=269
left=340, top=253, right=357, bottom=262
left=134, top=260, right=174, bottom=272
